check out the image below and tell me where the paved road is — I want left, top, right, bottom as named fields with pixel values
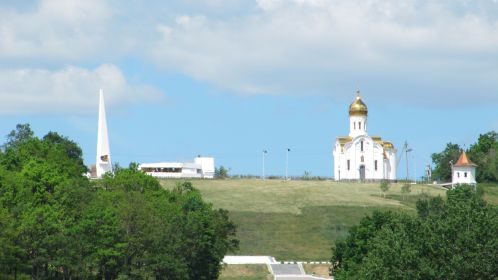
left=276, top=277, right=331, bottom=280
left=270, top=264, right=303, bottom=275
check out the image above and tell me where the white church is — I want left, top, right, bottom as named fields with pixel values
left=333, top=91, right=397, bottom=181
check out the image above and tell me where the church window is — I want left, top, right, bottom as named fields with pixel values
left=457, top=172, right=460, bottom=178
left=374, top=160, right=378, bottom=171
left=361, top=141, right=364, bottom=152
left=354, top=122, right=356, bottom=129
left=347, top=160, right=350, bottom=170
left=359, top=122, right=362, bottom=130
left=361, top=156, right=364, bottom=162
left=464, top=172, right=467, bottom=178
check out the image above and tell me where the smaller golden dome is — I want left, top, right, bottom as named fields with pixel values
left=383, top=142, right=394, bottom=150
left=349, top=90, right=368, bottom=116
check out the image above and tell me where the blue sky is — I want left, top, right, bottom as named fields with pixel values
left=1, top=0, right=497, bottom=178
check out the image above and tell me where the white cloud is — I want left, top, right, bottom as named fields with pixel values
left=0, top=64, right=163, bottom=115
left=150, top=0, right=498, bottom=105
left=2, top=0, right=498, bottom=106
left=0, top=0, right=115, bottom=61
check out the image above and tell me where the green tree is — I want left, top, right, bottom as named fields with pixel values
left=379, top=179, right=390, bottom=197
left=0, top=124, right=239, bottom=279
left=401, top=183, right=411, bottom=200
left=431, top=143, right=461, bottom=181
left=331, top=185, right=498, bottom=280
left=215, top=166, right=230, bottom=179
left=467, top=132, right=498, bottom=182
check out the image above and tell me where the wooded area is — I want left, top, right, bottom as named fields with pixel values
left=0, top=124, right=238, bottom=280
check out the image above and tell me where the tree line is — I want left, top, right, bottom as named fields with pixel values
left=0, top=124, right=238, bottom=280
left=431, top=131, right=498, bottom=182
left=331, top=185, right=498, bottom=279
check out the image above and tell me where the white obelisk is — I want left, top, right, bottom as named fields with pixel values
left=96, top=89, right=113, bottom=178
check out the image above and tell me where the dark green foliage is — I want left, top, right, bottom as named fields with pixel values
left=0, top=124, right=238, bottom=279
left=467, top=132, right=498, bottom=182
left=431, top=143, right=461, bottom=181
left=331, top=185, right=498, bottom=279
left=432, top=131, right=498, bottom=182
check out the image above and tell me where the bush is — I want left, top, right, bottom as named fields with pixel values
left=401, top=183, right=411, bottom=200
left=379, top=180, right=390, bottom=197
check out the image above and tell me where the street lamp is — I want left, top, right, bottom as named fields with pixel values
left=406, top=146, right=413, bottom=182
left=285, top=148, right=290, bottom=180
left=262, top=150, right=268, bottom=179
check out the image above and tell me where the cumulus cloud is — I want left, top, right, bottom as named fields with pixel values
left=0, top=64, right=163, bottom=115
left=2, top=0, right=498, bottom=107
left=151, top=0, right=498, bottom=105
left=0, top=0, right=117, bottom=62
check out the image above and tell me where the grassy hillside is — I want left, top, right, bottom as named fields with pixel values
left=160, top=179, right=468, bottom=260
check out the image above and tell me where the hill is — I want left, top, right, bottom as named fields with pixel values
left=160, top=179, right=461, bottom=260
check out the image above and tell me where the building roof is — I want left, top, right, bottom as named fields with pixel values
left=139, top=162, right=201, bottom=169
left=349, top=90, right=368, bottom=116
left=454, top=151, right=477, bottom=167
left=336, top=135, right=395, bottom=151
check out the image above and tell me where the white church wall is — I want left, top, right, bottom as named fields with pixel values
left=349, top=115, right=368, bottom=137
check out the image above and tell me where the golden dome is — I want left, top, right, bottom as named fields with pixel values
left=349, top=90, right=368, bottom=116
left=383, top=142, right=394, bottom=150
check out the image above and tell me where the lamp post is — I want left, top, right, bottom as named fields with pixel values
left=285, top=148, right=290, bottom=180
left=262, top=150, right=268, bottom=179
left=406, top=144, right=413, bottom=182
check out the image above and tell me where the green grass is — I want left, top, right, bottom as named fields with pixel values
left=219, top=264, right=272, bottom=280
left=161, top=179, right=498, bottom=260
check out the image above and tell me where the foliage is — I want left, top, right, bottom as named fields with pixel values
left=215, top=165, right=230, bottom=179
left=379, top=180, right=390, bottom=197
left=0, top=124, right=238, bottom=279
left=401, top=183, right=411, bottom=200
left=331, top=185, right=498, bottom=279
left=431, top=131, right=498, bottom=182
left=467, top=131, right=498, bottom=182
left=431, top=143, right=461, bottom=181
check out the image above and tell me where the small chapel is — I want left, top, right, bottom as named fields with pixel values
left=333, top=91, right=397, bottom=181
left=451, top=150, right=477, bottom=188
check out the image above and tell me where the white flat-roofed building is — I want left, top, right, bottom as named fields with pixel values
left=139, top=157, right=215, bottom=179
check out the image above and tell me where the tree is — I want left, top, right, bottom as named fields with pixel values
left=215, top=166, right=230, bottom=179
left=467, top=132, right=498, bottom=182
left=431, top=143, right=461, bottom=181
left=0, top=124, right=239, bottom=279
left=4, top=123, right=34, bottom=149
left=331, top=185, right=498, bottom=279
left=401, top=183, right=411, bottom=200
left=379, top=179, right=390, bottom=197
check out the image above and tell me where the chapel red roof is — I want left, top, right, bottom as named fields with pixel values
left=453, top=151, right=477, bottom=167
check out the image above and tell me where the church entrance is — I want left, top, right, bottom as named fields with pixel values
left=359, top=165, right=366, bottom=181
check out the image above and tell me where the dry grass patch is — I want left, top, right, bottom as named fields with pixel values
left=303, top=264, right=332, bottom=278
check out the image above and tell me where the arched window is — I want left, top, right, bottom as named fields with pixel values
left=354, top=122, right=356, bottom=129
left=361, top=156, right=364, bottom=162
left=361, top=141, right=364, bottom=152
left=359, top=122, right=362, bottom=130
left=457, top=172, right=460, bottom=178
left=347, top=160, right=350, bottom=170
left=374, top=160, right=378, bottom=171
left=464, top=172, right=468, bottom=178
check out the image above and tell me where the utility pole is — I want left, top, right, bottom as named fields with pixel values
left=285, top=148, right=290, bottom=180
left=405, top=141, right=413, bottom=182
left=262, top=150, right=268, bottom=179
